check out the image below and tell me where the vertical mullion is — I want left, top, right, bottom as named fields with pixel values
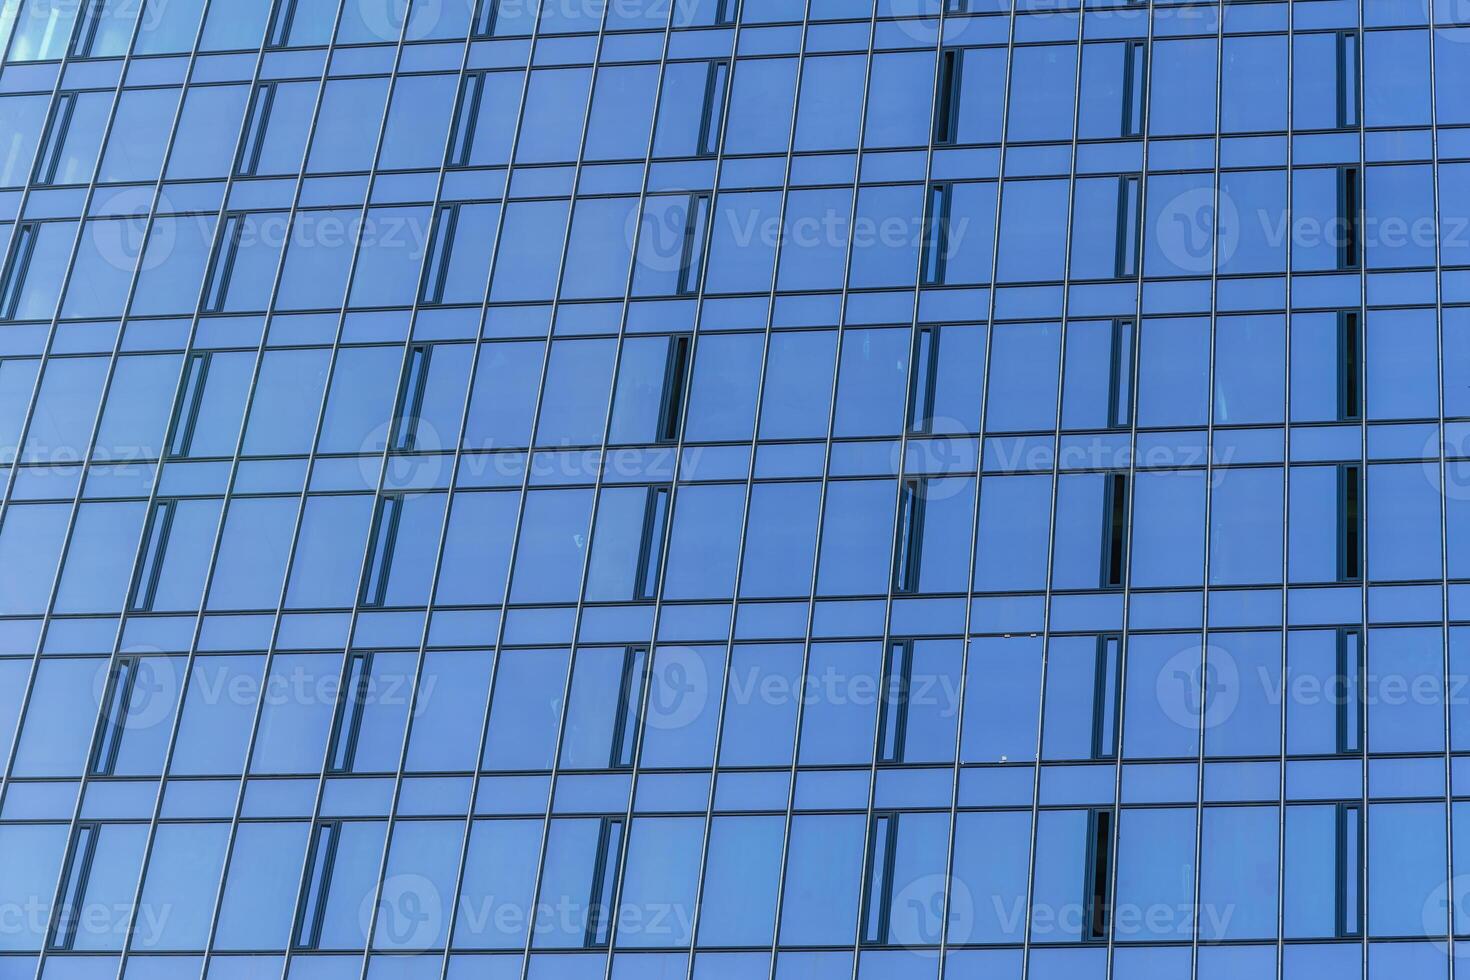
left=1426, top=3, right=1457, bottom=962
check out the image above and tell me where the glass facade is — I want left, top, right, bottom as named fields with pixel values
left=2, top=0, right=1470, bottom=978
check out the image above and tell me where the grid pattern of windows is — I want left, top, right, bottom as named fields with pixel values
left=1, top=1, right=1470, bottom=979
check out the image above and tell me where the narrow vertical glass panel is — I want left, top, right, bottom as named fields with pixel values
left=1124, top=40, right=1146, bottom=136
left=48, top=824, right=98, bottom=950
left=1336, top=629, right=1362, bottom=754
left=908, top=326, right=938, bottom=433
left=391, top=345, right=432, bottom=451
left=267, top=0, right=335, bottom=47
left=612, top=647, right=648, bottom=768
left=89, top=657, right=138, bottom=776
left=861, top=814, right=894, bottom=945
left=0, top=222, right=35, bottom=319
left=1338, top=464, right=1361, bottom=582
left=200, top=213, right=244, bottom=314
left=1337, top=31, right=1360, bottom=129
left=294, top=821, right=339, bottom=949
left=1114, top=175, right=1141, bottom=277
left=1087, top=809, right=1113, bottom=941
left=877, top=641, right=911, bottom=763
left=235, top=82, right=275, bottom=176
left=420, top=204, right=452, bottom=302
left=1337, top=804, right=1361, bottom=937
left=359, top=494, right=404, bottom=608
left=658, top=335, right=691, bottom=443
left=471, top=0, right=498, bottom=36
left=1338, top=311, right=1360, bottom=421
left=678, top=193, right=711, bottom=295
left=32, top=93, right=77, bottom=185
left=446, top=73, right=485, bottom=167
left=130, top=500, right=175, bottom=612
left=167, top=353, right=209, bottom=458
left=266, top=0, right=296, bottom=47
left=1102, top=473, right=1129, bottom=588
left=635, top=486, right=670, bottom=599
left=698, top=60, right=730, bottom=156
left=934, top=49, right=960, bottom=144
left=893, top=479, right=926, bottom=593
left=921, top=183, right=950, bottom=285
left=1109, top=318, right=1135, bottom=429
left=1338, top=167, right=1360, bottom=270
left=586, top=818, right=624, bottom=948
left=327, top=652, right=371, bottom=773
left=1093, top=635, right=1122, bottom=759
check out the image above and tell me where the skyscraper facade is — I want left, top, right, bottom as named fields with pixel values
left=0, top=0, right=1468, bottom=978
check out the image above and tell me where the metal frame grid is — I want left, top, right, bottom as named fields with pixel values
left=0, top=0, right=1465, bottom=978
